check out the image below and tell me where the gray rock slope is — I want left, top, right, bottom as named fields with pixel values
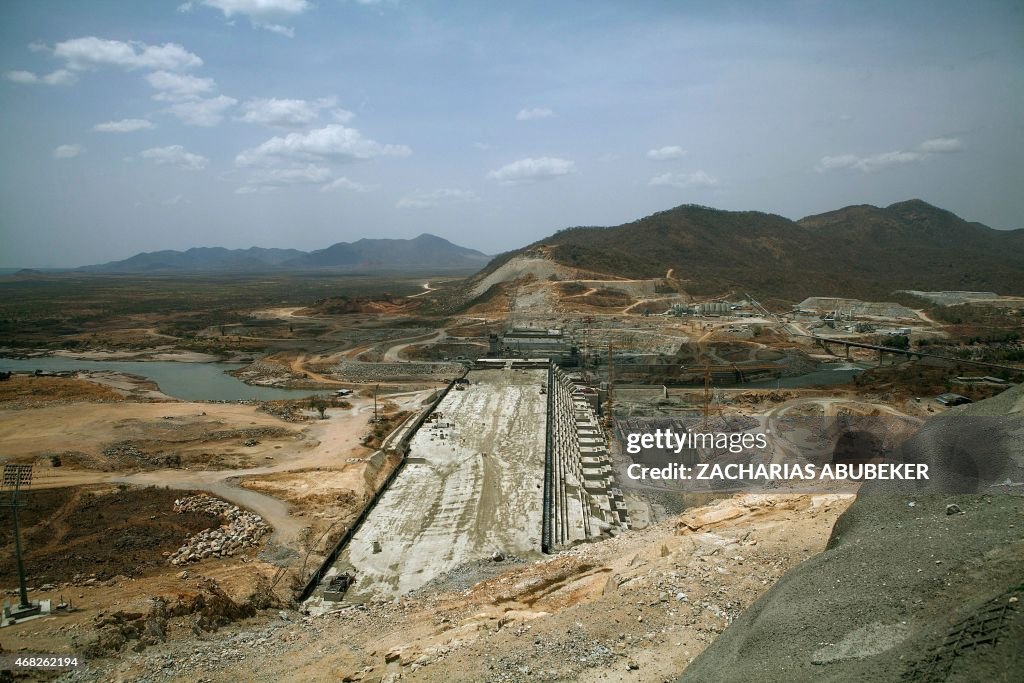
left=681, top=385, right=1024, bottom=682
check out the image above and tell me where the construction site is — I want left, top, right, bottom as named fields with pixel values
left=0, top=252, right=1021, bottom=682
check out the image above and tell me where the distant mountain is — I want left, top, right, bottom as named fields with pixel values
left=286, top=233, right=491, bottom=270
left=468, top=200, right=1024, bottom=303
left=80, top=234, right=489, bottom=274
left=81, top=246, right=306, bottom=273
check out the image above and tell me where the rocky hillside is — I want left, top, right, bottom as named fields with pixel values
left=67, top=493, right=853, bottom=682
left=466, top=200, right=1024, bottom=305
left=680, top=384, right=1024, bottom=682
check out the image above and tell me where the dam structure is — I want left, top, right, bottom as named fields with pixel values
left=325, top=361, right=628, bottom=602
left=545, top=366, right=630, bottom=550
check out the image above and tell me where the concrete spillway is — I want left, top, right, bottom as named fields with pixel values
left=327, top=363, right=628, bottom=602
left=334, top=368, right=549, bottom=601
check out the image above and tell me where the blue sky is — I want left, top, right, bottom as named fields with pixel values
left=1, top=0, right=1021, bottom=267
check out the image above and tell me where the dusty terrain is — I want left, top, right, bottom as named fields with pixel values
left=0, top=374, right=125, bottom=408
left=0, top=382, right=437, bottom=678
left=0, top=265, right=1019, bottom=683
left=42, top=493, right=852, bottom=683
left=0, top=485, right=221, bottom=587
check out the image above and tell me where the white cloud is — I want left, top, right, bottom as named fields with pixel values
left=815, top=154, right=860, bottom=172
left=649, top=170, right=719, bottom=188
left=321, top=176, right=375, bottom=193
left=6, top=69, right=77, bottom=85
left=141, top=145, right=208, bottom=170
left=42, top=69, right=77, bottom=85
left=331, top=108, right=355, bottom=123
left=255, top=165, right=332, bottom=184
left=53, top=37, right=202, bottom=72
left=816, top=137, right=965, bottom=173
left=235, top=124, right=411, bottom=166
left=919, top=137, right=964, bottom=153
left=237, top=97, right=339, bottom=127
left=816, top=150, right=924, bottom=173
left=397, top=188, right=477, bottom=208
left=199, top=0, right=308, bottom=36
left=53, top=144, right=85, bottom=159
left=93, top=118, right=155, bottom=133
left=259, top=23, right=295, bottom=37
left=853, top=150, right=926, bottom=172
left=486, top=157, right=575, bottom=184
left=168, top=95, right=238, bottom=126
left=201, top=0, right=309, bottom=18
left=146, top=70, right=216, bottom=101
left=647, top=145, right=687, bottom=161
left=516, top=107, right=554, bottom=121
left=6, top=70, right=38, bottom=83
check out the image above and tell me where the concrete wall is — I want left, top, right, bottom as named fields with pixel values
left=547, top=367, right=629, bottom=550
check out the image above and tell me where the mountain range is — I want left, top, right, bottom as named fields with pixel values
left=472, top=199, right=1024, bottom=302
left=74, top=200, right=1023, bottom=304
left=80, top=234, right=491, bottom=274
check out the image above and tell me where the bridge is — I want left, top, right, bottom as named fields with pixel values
left=803, top=334, right=1022, bottom=374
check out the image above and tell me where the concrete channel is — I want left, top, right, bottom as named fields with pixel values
left=305, top=361, right=630, bottom=603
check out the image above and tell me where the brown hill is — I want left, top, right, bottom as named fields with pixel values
left=468, top=200, right=1023, bottom=306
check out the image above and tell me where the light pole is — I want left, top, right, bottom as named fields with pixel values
left=2, top=464, right=35, bottom=616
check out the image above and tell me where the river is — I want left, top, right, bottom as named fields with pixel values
left=0, top=357, right=328, bottom=402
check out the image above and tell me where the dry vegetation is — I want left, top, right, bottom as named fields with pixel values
left=0, top=373, right=124, bottom=406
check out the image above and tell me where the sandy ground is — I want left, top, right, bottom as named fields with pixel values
left=334, top=369, right=549, bottom=600
left=80, top=493, right=853, bottom=683
left=0, top=390, right=433, bottom=549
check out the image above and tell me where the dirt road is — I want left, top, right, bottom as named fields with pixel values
left=1, top=390, right=433, bottom=548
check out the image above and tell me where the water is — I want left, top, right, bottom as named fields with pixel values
left=0, top=357, right=328, bottom=402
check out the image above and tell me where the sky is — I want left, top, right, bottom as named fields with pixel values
left=1, top=0, right=1022, bottom=268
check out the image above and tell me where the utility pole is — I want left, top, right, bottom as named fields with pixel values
left=373, top=384, right=379, bottom=423
left=2, top=464, right=35, bottom=616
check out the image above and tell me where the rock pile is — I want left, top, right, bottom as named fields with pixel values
left=331, top=359, right=463, bottom=382
left=169, top=495, right=270, bottom=565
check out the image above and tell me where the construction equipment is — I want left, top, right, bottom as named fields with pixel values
left=323, top=572, right=355, bottom=601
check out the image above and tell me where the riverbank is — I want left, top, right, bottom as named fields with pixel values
left=0, top=346, right=240, bottom=363
left=0, top=356, right=331, bottom=402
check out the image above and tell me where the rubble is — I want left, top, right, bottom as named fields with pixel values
left=169, top=495, right=271, bottom=565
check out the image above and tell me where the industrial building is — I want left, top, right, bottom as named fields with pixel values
left=488, top=328, right=580, bottom=366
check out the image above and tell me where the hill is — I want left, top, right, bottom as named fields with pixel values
left=286, top=233, right=490, bottom=271
left=680, top=384, right=1024, bottom=682
left=468, top=200, right=1024, bottom=304
left=81, top=246, right=306, bottom=273
left=79, top=234, right=489, bottom=274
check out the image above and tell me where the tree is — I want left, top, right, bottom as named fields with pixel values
left=309, top=397, right=328, bottom=419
